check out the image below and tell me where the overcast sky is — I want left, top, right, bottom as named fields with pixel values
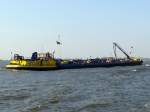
left=0, top=0, right=150, bottom=59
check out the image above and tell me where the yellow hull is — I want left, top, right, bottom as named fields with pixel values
left=6, top=65, right=57, bottom=70
left=6, top=59, right=57, bottom=70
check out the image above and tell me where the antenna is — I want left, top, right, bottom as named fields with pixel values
left=130, top=46, right=134, bottom=56
left=11, top=52, right=13, bottom=60
left=58, top=34, right=60, bottom=41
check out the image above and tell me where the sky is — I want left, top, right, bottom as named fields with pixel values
left=0, top=0, right=150, bottom=59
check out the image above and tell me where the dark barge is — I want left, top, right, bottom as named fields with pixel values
left=57, top=42, right=143, bottom=69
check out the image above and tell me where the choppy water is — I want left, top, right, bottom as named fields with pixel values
left=0, top=60, right=150, bottom=112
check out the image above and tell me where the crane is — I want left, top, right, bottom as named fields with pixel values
left=113, top=42, right=131, bottom=60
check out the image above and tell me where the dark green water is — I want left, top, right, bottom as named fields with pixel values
left=0, top=61, right=150, bottom=112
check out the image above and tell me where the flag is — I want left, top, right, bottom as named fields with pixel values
left=56, top=41, right=62, bottom=45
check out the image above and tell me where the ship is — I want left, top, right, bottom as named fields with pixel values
left=56, top=42, right=143, bottom=69
left=6, top=52, right=57, bottom=70
left=6, top=42, right=143, bottom=70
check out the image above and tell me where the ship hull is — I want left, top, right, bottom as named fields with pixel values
left=6, top=59, right=57, bottom=71
left=6, top=59, right=143, bottom=70
left=6, top=65, right=57, bottom=71
left=57, top=61, right=143, bottom=69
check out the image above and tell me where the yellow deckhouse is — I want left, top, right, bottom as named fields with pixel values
left=6, top=52, right=57, bottom=70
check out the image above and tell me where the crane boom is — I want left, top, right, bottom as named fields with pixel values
left=113, top=42, right=131, bottom=59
